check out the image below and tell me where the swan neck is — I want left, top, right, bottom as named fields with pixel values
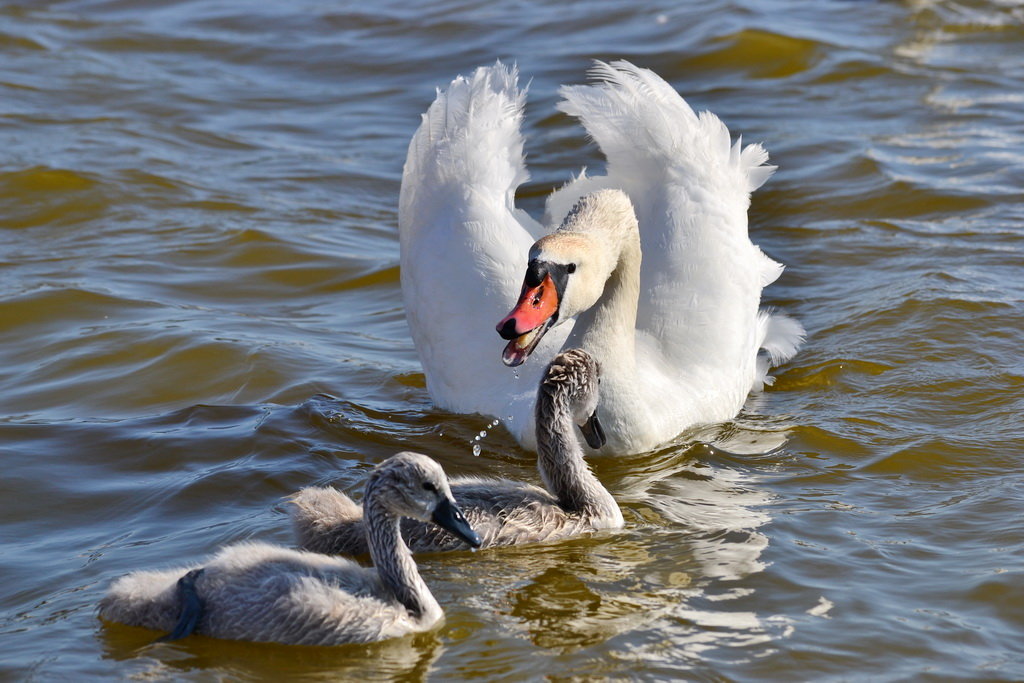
left=570, top=230, right=640, bottom=370
left=364, top=485, right=440, bottom=622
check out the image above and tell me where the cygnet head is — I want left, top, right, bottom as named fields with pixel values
left=497, top=190, right=637, bottom=367
left=537, top=349, right=606, bottom=449
left=368, top=452, right=481, bottom=547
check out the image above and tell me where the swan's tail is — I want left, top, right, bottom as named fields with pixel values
left=99, top=565, right=198, bottom=633
left=754, top=311, right=806, bottom=390
left=400, top=61, right=536, bottom=241
left=288, top=487, right=368, bottom=555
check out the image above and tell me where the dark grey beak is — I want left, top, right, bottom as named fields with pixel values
left=432, top=497, right=482, bottom=548
left=579, top=410, right=606, bottom=449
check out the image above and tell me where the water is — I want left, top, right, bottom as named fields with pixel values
left=2, top=0, right=1023, bottom=679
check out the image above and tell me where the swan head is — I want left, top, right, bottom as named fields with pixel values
left=369, top=452, right=481, bottom=548
left=496, top=190, right=635, bottom=366
left=539, top=349, right=606, bottom=449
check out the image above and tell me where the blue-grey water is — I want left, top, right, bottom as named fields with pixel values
left=2, top=0, right=1023, bottom=679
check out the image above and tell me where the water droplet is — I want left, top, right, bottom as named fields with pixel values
left=472, top=444, right=481, bottom=456
left=478, top=430, right=487, bottom=438
left=490, top=419, right=499, bottom=428
left=473, top=435, right=480, bottom=441
left=513, top=369, right=520, bottom=380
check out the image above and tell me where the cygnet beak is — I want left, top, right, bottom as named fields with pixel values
left=432, top=497, right=482, bottom=548
left=579, top=410, right=607, bottom=449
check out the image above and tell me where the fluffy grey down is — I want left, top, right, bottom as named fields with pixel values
left=291, top=349, right=624, bottom=555
left=99, top=452, right=471, bottom=645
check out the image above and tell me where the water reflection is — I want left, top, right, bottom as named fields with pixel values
left=499, top=541, right=669, bottom=652
left=98, top=620, right=444, bottom=681
left=613, top=422, right=783, bottom=582
left=416, top=415, right=795, bottom=666
left=578, top=417, right=794, bottom=661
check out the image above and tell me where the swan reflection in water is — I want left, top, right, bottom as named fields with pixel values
left=455, top=411, right=794, bottom=661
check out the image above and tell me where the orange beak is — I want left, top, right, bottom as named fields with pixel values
left=497, top=273, right=559, bottom=338
left=496, top=273, right=561, bottom=366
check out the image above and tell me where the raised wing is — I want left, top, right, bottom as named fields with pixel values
left=551, top=61, right=800, bottom=385
left=399, top=63, right=567, bottom=425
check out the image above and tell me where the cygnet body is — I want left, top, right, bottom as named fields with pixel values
left=98, top=452, right=480, bottom=645
left=291, top=349, right=623, bottom=554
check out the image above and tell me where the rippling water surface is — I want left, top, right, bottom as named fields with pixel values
left=2, top=0, right=1023, bottom=679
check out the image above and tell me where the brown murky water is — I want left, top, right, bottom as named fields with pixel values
left=2, top=0, right=1023, bottom=679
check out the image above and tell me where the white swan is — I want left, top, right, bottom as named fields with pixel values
left=400, top=60, right=803, bottom=454
left=98, top=452, right=481, bottom=646
left=291, top=349, right=623, bottom=554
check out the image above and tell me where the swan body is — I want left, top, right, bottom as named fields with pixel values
left=400, top=61, right=803, bottom=454
left=98, top=452, right=480, bottom=645
left=291, top=349, right=623, bottom=554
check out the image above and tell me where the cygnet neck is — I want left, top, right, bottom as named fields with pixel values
left=363, top=479, right=441, bottom=623
left=535, top=383, right=619, bottom=521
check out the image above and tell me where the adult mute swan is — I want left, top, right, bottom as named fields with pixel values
left=98, top=452, right=481, bottom=645
left=292, top=349, right=623, bottom=554
left=400, top=60, right=803, bottom=455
